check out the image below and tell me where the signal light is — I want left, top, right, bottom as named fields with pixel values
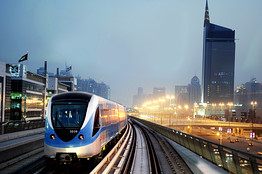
left=78, top=134, right=84, bottom=140
left=50, top=134, right=55, bottom=139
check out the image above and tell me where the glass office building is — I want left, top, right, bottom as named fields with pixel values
left=202, top=1, right=235, bottom=104
left=9, top=64, right=46, bottom=120
left=0, top=62, right=11, bottom=122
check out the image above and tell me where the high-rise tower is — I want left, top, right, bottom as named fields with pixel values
left=202, top=0, right=235, bottom=104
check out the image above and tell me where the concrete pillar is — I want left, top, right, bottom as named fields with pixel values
left=232, top=128, right=236, bottom=134
left=240, top=128, right=244, bottom=136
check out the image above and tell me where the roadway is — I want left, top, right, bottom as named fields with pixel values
left=184, top=127, right=262, bottom=156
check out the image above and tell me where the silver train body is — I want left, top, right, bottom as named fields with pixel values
left=44, top=92, right=127, bottom=161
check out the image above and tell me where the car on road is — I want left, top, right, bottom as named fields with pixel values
left=230, top=139, right=235, bottom=143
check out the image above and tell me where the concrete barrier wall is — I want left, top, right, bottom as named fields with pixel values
left=0, top=128, right=44, bottom=143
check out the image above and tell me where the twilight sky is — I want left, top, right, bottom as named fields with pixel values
left=0, top=0, right=262, bottom=106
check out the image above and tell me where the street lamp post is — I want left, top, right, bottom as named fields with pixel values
left=212, top=103, right=216, bottom=119
left=187, top=117, right=191, bottom=133
left=219, top=103, right=224, bottom=120
left=227, top=102, right=233, bottom=134
left=167, top=96, right=175, bottom=126
left=193, top=103, right=199, bottom=119
left=159, top=98, right=165, bottom=125
left=251, top=101, right=257, bottom=142
left=203, top=103, right=207, bottom=119
left=184, top=105, right=189, bottom=120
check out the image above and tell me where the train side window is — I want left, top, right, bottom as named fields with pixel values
left=92, top=108, right=100, bottom=136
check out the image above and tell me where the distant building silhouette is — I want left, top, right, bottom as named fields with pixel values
left=97, top=82, right=110, bottom=100
left=188, top=76, right=201, bottom=106
left=202, top=0, right=235, bottom=104
left=76, top=77, right=110, bottom=99
left=175, top=85, right=189, bottom=106
left=36, top=67, right=45, bottom=76
left=133, top=87, right=166, bottom=107
left=138, top=87, right=143, bottom=96
left=153, top=87, right=166, bottom=98
left=235, top=78, right=262, bottom=109
left=175, top=76, right=201, bottom=107
left=133, top=87, right=145, bottom=107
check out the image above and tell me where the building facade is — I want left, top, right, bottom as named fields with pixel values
left=153, top=87, right=166, bottom=98
left=9, top=64, right=46, bottom=120
left=58, top=76, right=77, bottom=91
left=133, top=87, right=145, bottom=107
left=235, top=78, right=262, bottom=110
left=188, top=76, right=201, bottom=106
left=175, top=85, right=189, bottom=106
left=202, top=0, right=235, bottom=104
left=47, top=76, right=68, bottom=99
left=0, top=62, right=11, bottom=122
left=76, top=77, right=110, bottom=99
left=97, top=82, right=110, bottom=99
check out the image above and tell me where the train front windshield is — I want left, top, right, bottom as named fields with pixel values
left=51, top=101, right=88, bottom=128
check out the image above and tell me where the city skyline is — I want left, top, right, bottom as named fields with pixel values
left=0, top=1, right=262, bottom=106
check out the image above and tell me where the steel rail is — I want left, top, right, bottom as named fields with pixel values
left=102, top=123, right=133, bottom=174
left=90, top=123, right=131, bottom=174
left=149, top=128, right=193, bottom=173
left=120, top=122, right=136, bottom=174
left=138, top=124, right=162, bottom=174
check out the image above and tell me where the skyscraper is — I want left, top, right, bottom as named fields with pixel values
left=202, top=0, right=235, bottom=104
left=188, top=76, right=201, bottom=106
left=175, top=85, right=189, bottom=106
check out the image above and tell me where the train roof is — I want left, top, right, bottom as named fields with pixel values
left=51, top=92, right=125, bottom=107
left=51, top=91, right=93, bottom=102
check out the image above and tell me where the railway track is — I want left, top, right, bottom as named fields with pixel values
left=132, top=119, right=193, bottom=174
left=1, top=120, right=193, bottom=174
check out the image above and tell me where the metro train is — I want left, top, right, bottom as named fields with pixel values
left=44, top=92, right=127, bottom=163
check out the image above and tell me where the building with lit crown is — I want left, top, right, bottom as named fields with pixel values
left=188, top=76, right=201, bottom=106
left=202, top=0, right=235, bottom=104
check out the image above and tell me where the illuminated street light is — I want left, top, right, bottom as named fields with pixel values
left=218, top=127, right=223, bottom=145
left=203, top=103, right=207, bottom=119
left=219, top=103, right=225, bottom=120
left=193, top=103, right=199, bottom=118
left=212, top=103, right=216, bottom=118
left=159, top=98, right=165, bottom=125
left=187, top=117, right=192, bottom=133
left=251, top=101, right=257, bottom=142
left=165, top=95, right=175, bottom=126
left=227, top=102, right=233, bottom=134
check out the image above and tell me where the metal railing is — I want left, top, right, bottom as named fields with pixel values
left=0, top=119, right=45, bottom=134
left=131, top=116, right=262, bottom=174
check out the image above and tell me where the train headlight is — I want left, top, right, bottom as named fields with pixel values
left=78, top=134, right=84, bottom=140
left=50, top=134, right=55, bottom=140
